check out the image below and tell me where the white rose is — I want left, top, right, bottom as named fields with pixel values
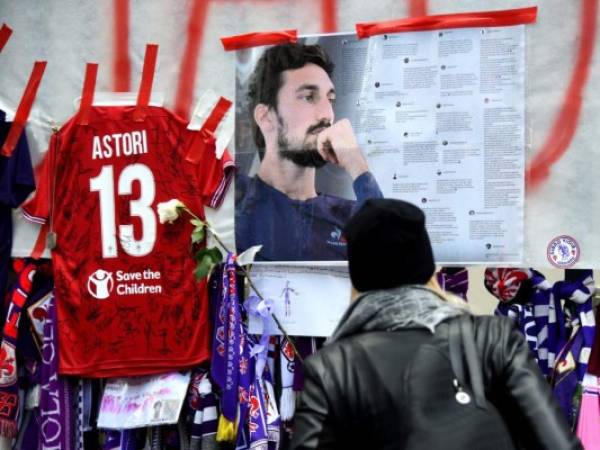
left=157, top=199, right=185, bottom=224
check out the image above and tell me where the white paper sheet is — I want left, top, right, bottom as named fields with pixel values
left=247, top=265, right=350, bottom=337
left=97, top=371, right=191, bottom=430
left=359, top=26, right=526, bottom=264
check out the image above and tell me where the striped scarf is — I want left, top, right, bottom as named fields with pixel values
left=495, top=269, right=596, bottom=427
left=552, top=271, right=596, bottom=383
left=0, top=259, right=37, bottom=438
left=530, top=270, right=556, bottom=377
left=188, top=369, right=217, bottom=450
left=495, top=302, right=538, bottom=355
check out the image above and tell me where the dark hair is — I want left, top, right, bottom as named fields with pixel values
left=247, top=43, right=334, bottom=157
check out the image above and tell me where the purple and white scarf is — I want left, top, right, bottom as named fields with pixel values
left=188, top=369, right=217, bottom=450
left=552, top=271, right=596, bottom=383
left=39, top=293, right=74, bottom=450
left=530, top=270, right=556, bottom=377
left=496, top=302, right=538, bottom=356
left=211, top=253, right=242, bottom=423
left=550, top=271, right=596, bottom=425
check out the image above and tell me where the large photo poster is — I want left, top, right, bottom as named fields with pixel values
left=234, top=26, right=525, bottom=264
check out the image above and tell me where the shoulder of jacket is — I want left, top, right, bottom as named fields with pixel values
left=304, top=334, right=371, bottom=377
left=470, top=314, right=515, bottom=335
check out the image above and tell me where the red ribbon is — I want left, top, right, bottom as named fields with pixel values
left=186, top=97, right=232, bottom=164
left=1, top=61, right=47, bottom=157
left=77, top=63, right=98, bottom=126
left=221, top=30, right=297, bottom=51
left=356, top=6, right=537, bottom=38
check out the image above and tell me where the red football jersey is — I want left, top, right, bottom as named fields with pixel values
left=23, top=105, right=233, bottom=377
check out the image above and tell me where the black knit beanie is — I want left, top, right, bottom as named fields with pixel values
left=343, top=198, right=436, bottom=292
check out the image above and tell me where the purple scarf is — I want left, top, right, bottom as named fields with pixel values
left=292, top=338, right=324, bottom=392
left=0, top=260, right=36, bottom=438
left=211, top=253, right=242, bottom=422
left=39, top=292, right=74, bottom=450
left=437, top=267, right=469, bottom=301
left=236, top=333, right=279, bottom=450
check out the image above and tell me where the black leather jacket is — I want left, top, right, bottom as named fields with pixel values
left=291, top=315, right=582, bottom=450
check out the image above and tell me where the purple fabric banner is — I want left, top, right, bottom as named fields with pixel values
left=39, top=292, right=74, bottom=450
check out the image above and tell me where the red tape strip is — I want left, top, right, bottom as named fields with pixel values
left=186, top=97, right=233, bottom=164
left=0, top=24, right=13, bottom=53
left=203, top=97, right=233, bottom=133
left=133, top=43, right=158, bottom=122
left=1, top=61, right=47, bottom=157
left=221, top=30, right=297, bottom=51
left=30, top=223, right=49, bottom=260
left=356, top=6, right=537, bottom=38
left=77, top=63, right=99, bottom=126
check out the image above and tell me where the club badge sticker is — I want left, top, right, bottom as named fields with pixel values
left=546, top=235, right=580, bottom=268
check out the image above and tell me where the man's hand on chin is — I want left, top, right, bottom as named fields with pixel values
left=316, top=118, right=369, bottom=180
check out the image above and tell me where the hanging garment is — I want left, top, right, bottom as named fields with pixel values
left=550, top=271, right=596, bottom=426
left=530, top=270, right=558, bottom=377
left=496, top=302, right=538, bottom=355
left=576, top=375, right=600, bottom=450
left=187, top=369, right=218, bottom=450
left=210, top=254, right=281, bottom=449
left=484, top=267, right=532, bottom=304
left=38, top=293, right=75, bottom=449
left=211, top=254, right=242, bottom=429
left=487, top=268, right=538, bottom=356
left=0, top=111, right=35, bottom=305
left=437, top=267, right=469, bottom=301
left=588, top=306, right=600, bottom=376
left=22, top=53, right=234, bottom=377
left=0, top=260, right=37, bottom=438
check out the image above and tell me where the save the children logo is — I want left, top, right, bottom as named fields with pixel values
left=88, top=268, right=163, bottom=298
left=547, top=235, right=580, bottom=269
left=87, top=269, right=114, bottom=299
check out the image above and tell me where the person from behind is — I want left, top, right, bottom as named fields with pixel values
left=291, top=198, right=582, bottom=450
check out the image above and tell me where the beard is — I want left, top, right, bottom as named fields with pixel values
left=277, top=116, right=329, bottom=168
